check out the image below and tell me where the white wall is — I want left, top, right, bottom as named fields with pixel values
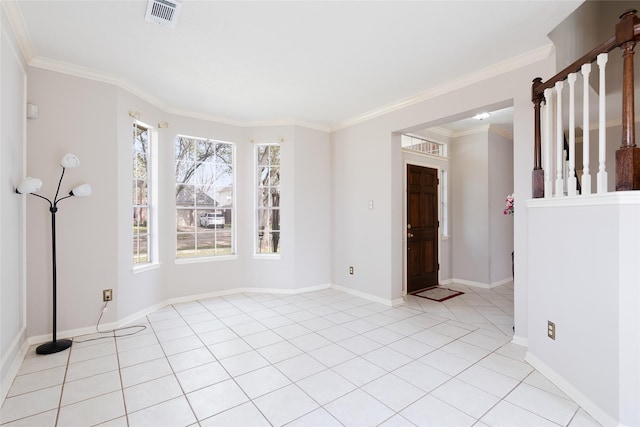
left=548, top=0, right=601, bottom=71
left=293, top=126, right=332, bottom=288
left=448, top=126, right=513, bottom=286
left=331, top=119, right=398, bottom=301
left=26, top=68, right=119, bottom=337
left=488, top=129, right=514, bottom=284
left=0, top=9, right=28, bottom=401
left=451, top=131, right=490, bottom=284
left=526, top=194, right=640, bottom=427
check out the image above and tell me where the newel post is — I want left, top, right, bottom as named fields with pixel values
left=615, top=9, right=640, bottom=190
left=532, top=77, right=545, bottom=198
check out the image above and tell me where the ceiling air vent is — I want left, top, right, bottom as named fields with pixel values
left=145, top=0, right=182, bottom=28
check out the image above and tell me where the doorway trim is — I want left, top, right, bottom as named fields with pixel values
left=402, top=154, right=448, bottom=296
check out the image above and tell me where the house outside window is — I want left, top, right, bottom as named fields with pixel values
left=175, top=135, right=234, bottom=258
left=133, top=122, right=153, bottom=265
left=255, top=143, right=280, bottom=255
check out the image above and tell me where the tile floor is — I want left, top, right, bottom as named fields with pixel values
left=1, top=282, right=602, bottom=426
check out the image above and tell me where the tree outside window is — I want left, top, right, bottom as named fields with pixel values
left=175, top=135, right=234, bottom=258
left=256, top=144, right=280, bottom=254
left=133, top=123, right=151, bottom=264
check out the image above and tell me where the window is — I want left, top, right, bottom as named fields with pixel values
left=401, top=134, right=447, bottom=157
left=175, top=135, right=234, bottom=258
left=441, top=170, right=449, bottom=237
left=255, top=144, right=280, bottom=254
left=133, top=123, right=152, bottom=265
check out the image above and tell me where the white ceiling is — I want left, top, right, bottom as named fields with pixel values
left=8, top=1, right=583, bottom=130
left=436, top=106, right=514, bottom=135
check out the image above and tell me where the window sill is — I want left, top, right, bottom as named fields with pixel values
left=175, top=255, right=239, bottom=265
left=133, top=262, right=161, bottom=274
left=253, top=254, right=281, bottom=260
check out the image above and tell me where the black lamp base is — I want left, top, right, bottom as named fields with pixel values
left=36, top=339, right=72, bottom=355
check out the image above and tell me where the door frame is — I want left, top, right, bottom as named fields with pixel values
left=402, top=156, right=447, bottom=296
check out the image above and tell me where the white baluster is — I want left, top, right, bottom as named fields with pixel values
left=581, top=63, right=592, bottom=195
left=544, top=88, right=553, bottom=198
left=597, top=53, right=608, bottom=193
left=567, top=73, right=577, bottom=196
left=555, top=81, right=564, bottom=197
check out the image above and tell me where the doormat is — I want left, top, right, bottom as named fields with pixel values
left=414, top=287, right=464, bottom=302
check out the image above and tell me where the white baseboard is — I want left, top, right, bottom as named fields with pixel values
left=450, top=277, right=513, bottom=289
left=116, top=302, right=169, bottom=328
left=28, top=323, right=116, bottom=346
left=330, top=284, right=400, bottom=307
left=1, top=328, right=29, bottom=403
left=167, top=283, right=332, bottom=306
left=390, top=297, right=404, bottom=307
left=525, top=352, right=618, bottom=427
left=28, top=301, right=168, bottom=346
left=511, top=334, right=528, bottom=348
left=490, top=277, right=514, bottom=287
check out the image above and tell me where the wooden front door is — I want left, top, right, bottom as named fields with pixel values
left=406, top=164, right=439, bottom=294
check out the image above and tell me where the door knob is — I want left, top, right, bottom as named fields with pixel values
left=408, top=232, right=414, bottom=238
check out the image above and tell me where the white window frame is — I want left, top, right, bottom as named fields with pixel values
left=174, top=135, right=236, bottom=261
left=440, top=169, right=449, bottom=238
left=254, top=142, right=281, bottom=258
left=401, top=134, right=448, bottom=158
left=132, top=121, right=158, bottom=269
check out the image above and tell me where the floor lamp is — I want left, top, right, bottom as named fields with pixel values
left=16, top=153, right=92, bottom=355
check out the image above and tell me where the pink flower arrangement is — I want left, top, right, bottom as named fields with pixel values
left=504, top=194, right=514, bottom=215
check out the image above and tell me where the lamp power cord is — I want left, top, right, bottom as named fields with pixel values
left=72, top=301, right=147, bottom=343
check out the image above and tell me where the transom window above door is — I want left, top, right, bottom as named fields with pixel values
left=401, top=134, right=447, bottom=158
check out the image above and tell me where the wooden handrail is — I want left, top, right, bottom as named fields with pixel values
left=533, top=35, right=617, bottom=98
left=532, top=9, right=640, bottom=197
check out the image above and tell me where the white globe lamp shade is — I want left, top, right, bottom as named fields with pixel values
left=16, top=177, right=43, bottom=194
left=60, top=153, right=80, bottom=168
left=70, top=184, right=92, bottom=197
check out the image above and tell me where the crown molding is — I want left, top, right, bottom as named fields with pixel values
left=423, top=127, right=454, bottom=138
left=450, top=124, right=491, bottom=138
left=30, top=56, right=177, bottom=112
left=238, top=118, right=331, bottom=133
left=28, top=56, right=331, bottom=132
left=447, top=123, right=513, bottom=140
left=1, top=0, right=35, bottom=62
left=585, top=115, right=640, bottom=132
left=332, top=44, right=554, bottom=132
left=489, top=125, right=514, bottom=140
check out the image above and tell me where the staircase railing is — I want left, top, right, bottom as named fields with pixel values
left=531, top=9, right=640, bottom=198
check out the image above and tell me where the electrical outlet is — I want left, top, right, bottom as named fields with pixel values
left=349, top=266, right=354, bottom=275
left=547, top=321, right=556, bottom=340
left=103, top=289, right=113, bottom=302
